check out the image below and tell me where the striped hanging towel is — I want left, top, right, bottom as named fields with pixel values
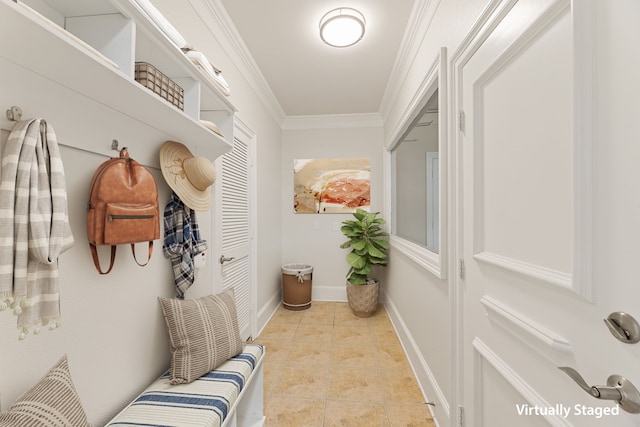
left=0, top=119, right=74, bottom=339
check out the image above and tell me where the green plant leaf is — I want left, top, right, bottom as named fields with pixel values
left=351, top=239, right=366, bottom=251
left=368, top=245, right=386, bottom=259
left=346, top=252, right=366, bottom=269
left=354, top=264, right=372, bottom=276
left=341, top=222, right=360, bottom=233
left=353, top=209, right=368, bottom=221
left=340, top=224, right=355, bottom=233
left=341, top=209, right=388, bottom=282
left=364, top=212, right=376, bottom=226
left=355, top=248, right=368, bottom=257
left=371, top=238, right=389, bottom=249
left=348, top=273, right=367, bottom=285
left=346, top=266, right=355, bottom=278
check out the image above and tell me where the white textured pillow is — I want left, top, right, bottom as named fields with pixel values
left=159, top=289, right=244, bottom=384
left=0, top=355, right=91, bottom=427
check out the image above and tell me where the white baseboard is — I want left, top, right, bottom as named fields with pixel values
left=384, top=296, right=449, bottom=427
left=256, top=292, right=281, bottom=337
left=311, top=285, right=347, bottom=302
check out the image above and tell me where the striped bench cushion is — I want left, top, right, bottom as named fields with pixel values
left=106, top=344, right=264, bottom=427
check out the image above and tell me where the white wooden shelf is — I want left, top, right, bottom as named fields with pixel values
left=0, top=0, right=235, bottom=161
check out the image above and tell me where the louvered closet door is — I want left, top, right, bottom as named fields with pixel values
left=214, top=120, right=255, bottom=341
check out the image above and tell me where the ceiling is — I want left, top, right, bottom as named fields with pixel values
left=219, top=0, right=415, bottom=117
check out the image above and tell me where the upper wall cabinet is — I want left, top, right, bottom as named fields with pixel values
left=0, top=0, right=236, bottom=161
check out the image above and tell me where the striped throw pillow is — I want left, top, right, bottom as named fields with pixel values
left=0, top=355, right=90, bottom=427
left=159, top=289, right=244, bottom=384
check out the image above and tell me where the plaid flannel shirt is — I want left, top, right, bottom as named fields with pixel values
left=162, top=192, right=207, bottom=299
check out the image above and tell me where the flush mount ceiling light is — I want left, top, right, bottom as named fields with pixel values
left=319, top=7, right=366, bottom=48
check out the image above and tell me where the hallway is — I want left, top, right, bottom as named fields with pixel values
left=255, top=301, right=435, bottom=426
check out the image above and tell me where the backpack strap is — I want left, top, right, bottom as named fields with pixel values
left=131, top=241, right=154, bottom=267
left=90, top=244, right=117, bottom=274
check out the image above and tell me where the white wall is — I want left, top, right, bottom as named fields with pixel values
left=380, top=0, right=490, bottom=424
left=0, top=2, right=283, bottom=425
left=0, top=61, right=187, bottom=424
left=281, top=124, right=384, bottom=301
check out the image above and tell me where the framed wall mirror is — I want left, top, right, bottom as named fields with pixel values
left=388, top=47, right=447, bottom=279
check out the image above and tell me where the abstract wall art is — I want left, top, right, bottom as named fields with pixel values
left=293, top=157, right=370, bottom=214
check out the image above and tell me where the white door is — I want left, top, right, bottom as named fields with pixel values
left=454, top=0, right=640, bottom=426
left=214, top=119, right=256, bottom=341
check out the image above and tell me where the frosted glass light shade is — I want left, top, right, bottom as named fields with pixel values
left=319, top=8, right=365, bottom=48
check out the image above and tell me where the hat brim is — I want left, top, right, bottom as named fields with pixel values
left=160, top=141, right=212, bottom=211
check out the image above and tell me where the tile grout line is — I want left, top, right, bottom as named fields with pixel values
left=258, top=302, right=434, bottom=426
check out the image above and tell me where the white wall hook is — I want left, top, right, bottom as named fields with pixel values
left=6, top=106, right=22, bottom=121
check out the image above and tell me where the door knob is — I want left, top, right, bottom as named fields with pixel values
left=604, top=312, right=640, bottom=344
left=219, top=255, right=235, bottom=264
left=558, top=367, right=640, bottom=413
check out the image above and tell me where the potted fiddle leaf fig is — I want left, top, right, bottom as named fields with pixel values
left=340, top=208, right=389, bottom=317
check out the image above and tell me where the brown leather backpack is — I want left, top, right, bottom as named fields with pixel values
left=87, top=148, right=160, bottom=274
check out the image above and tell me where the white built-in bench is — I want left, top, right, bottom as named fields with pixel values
left=105, top=344, right=265, bottom=427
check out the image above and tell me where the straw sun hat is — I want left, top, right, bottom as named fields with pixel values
left=160, top=141, right=216, bottom=211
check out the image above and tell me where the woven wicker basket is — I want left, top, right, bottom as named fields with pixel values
left=134, top=62, right=184, bottom=111
left=281, top=264, right=313, bottom=311
left=346, top=280, right=379, bottom=317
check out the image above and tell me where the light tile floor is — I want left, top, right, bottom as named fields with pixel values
left=254, top=301, right=436, bottom=427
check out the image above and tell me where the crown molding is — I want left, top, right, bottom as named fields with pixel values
left=189, top=0, right=286, bottom=126
left=191, top=0, right=431, bottom=131
left=282, top=113, right=383, bottom=130
left=379, top=0, right=441, bottom=123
